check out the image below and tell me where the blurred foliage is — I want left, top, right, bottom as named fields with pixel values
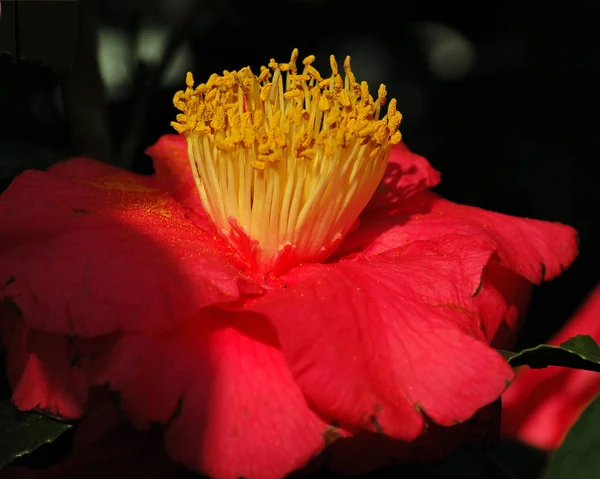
left=543, top=395, right=600, bottom=479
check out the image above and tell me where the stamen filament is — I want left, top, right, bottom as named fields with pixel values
left=171, top=49, right=402, bottom=274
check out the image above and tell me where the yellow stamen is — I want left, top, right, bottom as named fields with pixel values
left=171, top=49, right=402, bottom=274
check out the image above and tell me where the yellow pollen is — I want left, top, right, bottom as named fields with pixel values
left=171, top=49, right=402, bottom=274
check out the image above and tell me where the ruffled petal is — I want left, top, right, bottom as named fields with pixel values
left=94, top=310, right=331, bottom=479
left=367, top=143, right=441, bottom=210
left=145, top=134, right=203, bottom=210
left=477, top=260, right=532, bottom=349
left=0, top=161, right=262, bottom=336
left=48, top=157, right=156, bottom=188
left=1, top=312, right=89, bottom=419
left=244, top=234, right=514, bottom=440
left=502, top=285, right=600, bottom=449
left=338, top=191, right=578, bottom=285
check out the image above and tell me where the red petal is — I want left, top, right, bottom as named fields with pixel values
left=1, top=314, right=89, bottom=419
left=479, top=260, right=532, bottom=349
left=0, top=162, right=262, bottom=336
left=145, top=134, right=203, bottom=210
left=94, top=310, right=331, bottom=479
left=49, top=157, right=156, bottom=188
left=339, top=191, right=578, bottom=285
left=245, top=234, right=514, bottom=440
left=502, top=285, right=600, bottom=449
left=367, top=142, right=441, bottom=210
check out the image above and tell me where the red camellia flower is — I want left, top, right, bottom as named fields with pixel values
left=502, top=284, right=600, bottom=450
left=0, top=50, right=578, bottom=479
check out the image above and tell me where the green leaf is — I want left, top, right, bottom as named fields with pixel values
left=543, top=395, right=600, bottom=479
left=0, top=401, right=72, bottom=469
left=500, top=334, right=600, bottom=372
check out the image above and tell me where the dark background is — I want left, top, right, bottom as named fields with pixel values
left=0, top=0, right=597, bottom=347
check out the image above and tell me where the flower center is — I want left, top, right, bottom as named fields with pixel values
left=171, top=49, right=402, bottom=275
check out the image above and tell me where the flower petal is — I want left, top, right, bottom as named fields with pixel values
left=1, top=311, right=89, bottom=419
left=0, top=161, right=262, bottom=336
left=502, top=285, right=600, bottom=449
left=339, top=191, right=578, bottom=284
left=48, top=157, right=156, bottom=187
left=245, top=234, right=514, bottom=440
left=367, top=142, right=441, bottom=210
left=477, top=260, right=532, bottom=349
left=94, top=310, right=331, bottom=479
left=145, top=134, right=203, bottom=210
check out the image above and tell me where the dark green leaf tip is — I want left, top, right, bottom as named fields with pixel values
left=0, top=401, right=72, bottom=468
left=502, top=334, right=600, bottom=372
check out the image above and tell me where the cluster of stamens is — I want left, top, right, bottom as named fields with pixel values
left=171, top=49, right=402, bottom=274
